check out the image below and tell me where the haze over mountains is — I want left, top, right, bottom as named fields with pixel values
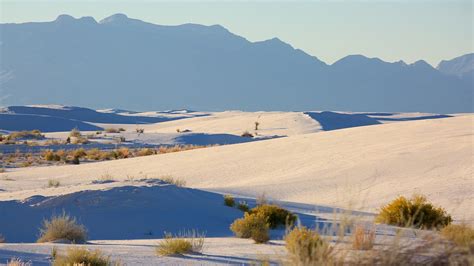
left=0, top=14, right=472, bottom=113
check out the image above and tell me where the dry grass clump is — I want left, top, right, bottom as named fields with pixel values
left=105, top=128, right=120, bottom=133
left=69, top=128, right=82, bottom=138
left=285, top=226, right=334, bottom=265
left=37, top=212, right=87, bottom=243
left=375, top=194, right=452, bottom=229
left=5, top=130, right=43, bottom=141
left=136, top=148, right=155, bottom=156
left=6, top=258, right=31, bottom=266
left=352, top=224, right=375, bottom=250
left=48, top=179, right=61, bottom=188
left=441, top=223, right=474, bottom=248
left=249, top=204, right=296, bottom=229
left=230, top=213, right=270, bottom=243
left=161, top=176, right=186, bottom=187
left=52, top=247, right=116, bottom=266
left=44, top=150, right=61, bottom=161
left=224, top=195, right=235, bottom=207
left=156, top=231, right=205, bottom=256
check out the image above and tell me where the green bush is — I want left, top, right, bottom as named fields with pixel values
left=37, top=212, right=87, bottom=243
left=285, top=227, right=333, bottom=265
left=230, top=213, right=269, bottom=243
left=249, top=204, right=296, bottom=229
left=52, top=247, right=114, bottom=266
left=224, top=195, right=235, bottom=207
left=375, top=194, right=452, bottom=229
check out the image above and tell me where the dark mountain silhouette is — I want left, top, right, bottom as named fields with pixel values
left=0, top=14, right=472, bottom=113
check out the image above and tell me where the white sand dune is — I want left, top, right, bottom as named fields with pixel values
left=2, top=115, right=472, bottom=222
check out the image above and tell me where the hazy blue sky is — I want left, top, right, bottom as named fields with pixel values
left=1, top=0, right=472, bottom=66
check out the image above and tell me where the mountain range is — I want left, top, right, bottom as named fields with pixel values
left=0, top=14, right=472, bottom=113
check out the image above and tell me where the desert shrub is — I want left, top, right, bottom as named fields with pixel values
left=71, top=136, right=89, bottom=145
left=224, top=195, right=235, bottom=207
left=156, top=231, right=205, bottom=256
left=136, top=148, right=155, bottom=156
left=48, top=179, right=61, bottom=188
left=118, top=128, right=126, bottom=132
left=161, top=176, right=186, bottom=187
left=92, top=174, right=115, bottom=184
left=86, top=148, right=103, bottom=160
left=0, top=234, right=5, bottom=243
left=375, top=194, right=452, bottom=229
left=52, top=247, right=114, bottom=266
left=20, top=161, right=32, bottom=167
left=249, top=204, right=296, bottom=229
left=0, top=168, right=5, bottom=173
left=136, top=128, right=144, bottom=134
left=352, top=224, right=375, bottom=250
left=285, top=227, right=333, bottom=265
left=69, top=128, right=81, bottom=138
left=6, top=258, right=31, bottom=266
left=241, top=131, right=254, bottom=138
left=237, top=201, right=250, bottom=212
left=6, top=130, right=43, bottom=140
left=105, top=128, right=119, bottom=133
left=441, top=224, right=474, bottom=248
left=72, top=148, right=87, bottom=158
left=230, top=213, right=269, bottom=243
left=44, top=150, right=60, bottom=161
left=115, top=147, right=130, bottom=158
left=37, top=212, right=87, bottom=243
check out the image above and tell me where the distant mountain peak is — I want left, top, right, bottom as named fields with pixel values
left=55, top=14, right=75, bottom=23
left=410, top=60, right=434, bottom=70
left=99, top=13, right=130, bottom=24
left=54, top=14, right=97, bottom=25
left=437, top=53, right=474, bottom=78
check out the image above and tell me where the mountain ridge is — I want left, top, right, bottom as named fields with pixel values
left=0, top=14, right=472, bottom=113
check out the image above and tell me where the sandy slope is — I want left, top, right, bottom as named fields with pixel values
left=1, top=115, right=473, bottom=221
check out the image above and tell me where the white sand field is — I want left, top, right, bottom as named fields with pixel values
left=0, top=112, right=472, bottom=264
left=1, top=114, right=472, bottom=219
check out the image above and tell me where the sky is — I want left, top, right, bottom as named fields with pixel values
left=0, top=0, right=472, bottom=66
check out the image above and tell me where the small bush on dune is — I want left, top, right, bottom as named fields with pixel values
left=156, top=231, right=205, bottom=256
left=6, top=130, right=43, bottom=141
left=230, top=213, right=269, bottom=243
left=241, top=131, right=254, bottom=138
left=52, top=247, right=115, bottom=266
left=441, top=223, right=474, bottom=248
left=237, top=201, right=250, bottom=212
left=136, top=148, right=155, bottom=157
left=48, top=179, right=61, bottom=188
left=375, top=194, right=452, bottom=229
left=285, top=227, right=333, bottom=265
left=352, top=224, right=375, bottom=250
left=161, top=176, right=186, bottom=187
left=44, top=150, right=61, bottom=161
left=249, top=204, right=296, bottom=229
left=7, top=258, right=31, bottom=266
left=37, top=212, right=87, bottom=243
left=105, top=128, right=120, bottom=133
left=69, top=128, right=81, bottom=138
left=224, top=195, right=235, bottom=207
